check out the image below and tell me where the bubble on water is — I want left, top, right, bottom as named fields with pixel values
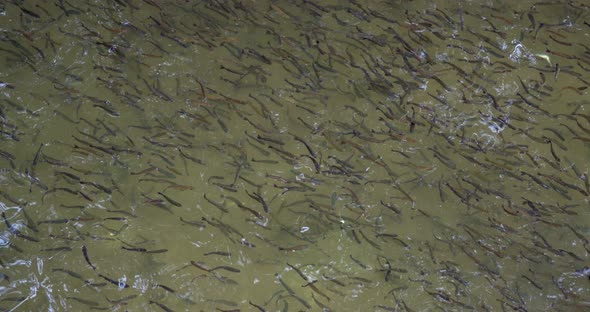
left=0, top=232, right=10, bottom=247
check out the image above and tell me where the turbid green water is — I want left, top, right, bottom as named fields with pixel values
left=0, top=0, right=589, bottom=311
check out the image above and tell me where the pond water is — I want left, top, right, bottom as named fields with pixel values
left=0, top=0, right=589, bottom=311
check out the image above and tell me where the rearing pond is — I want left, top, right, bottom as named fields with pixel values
left=0, top=0, right=589, bottom=311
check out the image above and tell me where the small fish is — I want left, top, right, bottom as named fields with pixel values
left=204, top=251, right=231, bottom=257
left=32, top=143, right=44, bottom=167
left=2, top=212, right=39, bottom=242
left=249, top=301, right=267, bottom=312
left=180, top=217, right=205, bottom=228
left=278, top=244, right=308, bottom=252
left=158, top=192, right=182, bottom=207
left=149, top=300, right=175, bottom=312
left=286, top=263, right=309, bottom=282
left=98, top=273, right=129, bottom=288
left=190, top=260, right=211, bottom=272
left=93, top=104, right=120, bottom=117
left=245, top=190, right=269, bottom=213
left=209, top=265, right=241, bottom=273
left=105, top=294, right=138, bottom=304
left=82, top=245, right=96, bottom=270
left=52, top=268, right=83, bottom=280
left=121, top=246, right=147, bottom=252
left=42, top=246, right=72, bottom=252
left=38, top=219, right=70, bottom=225
left=156, top=284, right=176, bottom=293
left=67, top=296, right=99, bottom=307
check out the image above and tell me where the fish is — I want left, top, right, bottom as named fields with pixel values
left=2, top=212, right=39, bottom=242
left=245, top=190, right=269, bottom=213
left=149, top=300, right=175, bottom=312
left=204, top=251, right=231, bottom=257
left=82, top=245, right=96, bottom=270
left=67, top=297, right=99, bottom=307
left=105, top=294, right=138, bottom=304
left=209, top=265, right=241, bottom=273
left=98, top=273, right=129, bottom=288
left=158, top=192, right=182, bottom=207
left=249, top=301, right=267, bottom=312
left=52, top=268, right=83, bottom=280
left=156, top=284, right=176, bottom=293
left=42, top=246, right=73, bottom=252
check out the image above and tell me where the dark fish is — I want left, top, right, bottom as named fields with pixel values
left=146, top=249, right=168, bottom=254
left=121, top=246, right=147, bottom=252
left=223, top=195, right=263, bottom=219
left=104, top=217, right=127, bottom=221
left=278, top=244, right=309, bottom=252
left=80, top=181, right=112, bottom=194
left=203, top=194, right=229, bottom=213
left=67, top=296, right=99, bottom=306
left=209, top=265, right=241, bottom=273
left=521, top=275, right=543, bottom=290
left=286, top=263, right=309, bottom=282
left=243, top=47, right=272, bottom=65
left=55, top=170, right=81, bottom=181
left=245, top=190, right=269, bottom=213
left=98, top=273, right=129, bottom=288
left=42, top=246, right=72, bottom=252
left=32, top=143, right=44, bottom=167
left=380, top=200, right=401, bottom=214
left=37, top=219, right=69, bottom=225
left=2, top=212, right=39, bottom=242
left=180, top=217, right=205, bottom=228
left=249, top=301, right=267, bottom=312
left=149, top=300, right=175, bottom=312
left=190, top=260, right=211, bottom=272
left=158, top=192, right=182, bottom=207
left=93, top=104, right=120, bottom=117
left=178, top=148, right=205, bottom=165
left=52, top=268, right=83, bottom=280
left=156, top=284, right=176, bottom=293
left=350, top=254, right=369, bottom=269
left=546, top=140, right=560, bottom=162
left=359, top=229, right=381, bottom=250
left=204, top=251, right=231, bottom=257
left=105, top=294, right=138, bottom=304
left=82, top=245, right=96, bottom=270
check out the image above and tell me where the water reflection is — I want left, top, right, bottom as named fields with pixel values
left=1, top=0, right=589, bottom=311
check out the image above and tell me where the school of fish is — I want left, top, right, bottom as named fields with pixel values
left=0, top=0, right=589, bottom=311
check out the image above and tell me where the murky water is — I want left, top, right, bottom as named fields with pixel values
left=1, top=0, right=589, bottom=311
